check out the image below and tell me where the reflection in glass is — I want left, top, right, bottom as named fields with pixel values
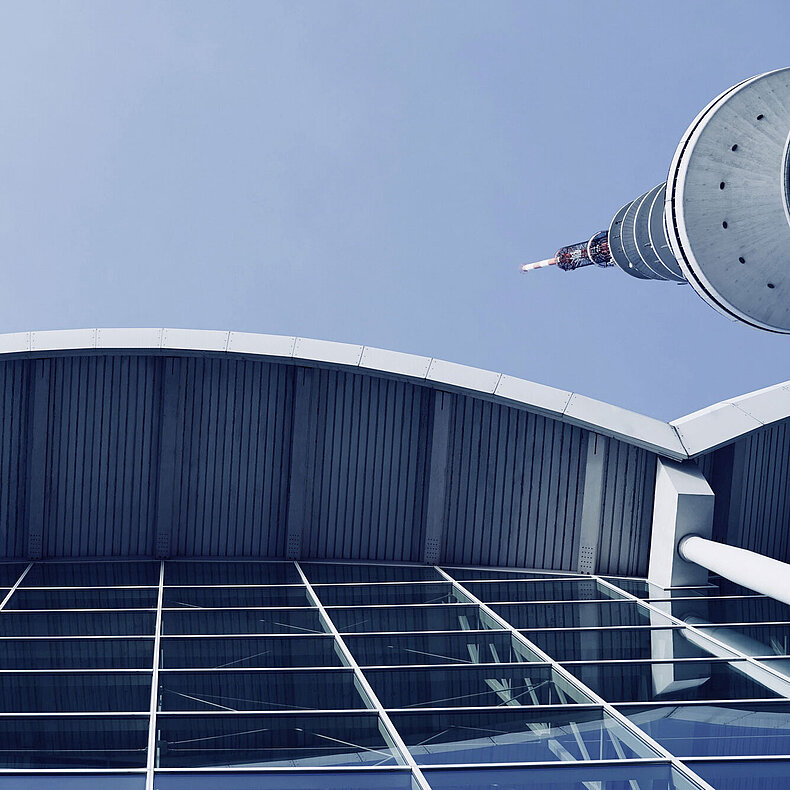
left=317, top=583, right=464, bottom=607
left=366, top=665, right=590, bottom=708
left=159, top=669, right=367, bottom=711
left=564, top=659, right=784, bottom=702
left=494, top=600, right=668, bottom=629
left=345, top=632, right=540, bottom=666
left=688, top=759, right=790, bottom=789
left=162, top=586, right=310, bottom=609
left=157, top=713, right=400, bottom=767
left=621, top=702, right=790, bottom=757
left=330, top=606, right=498, bottom=633
left=0, top=716, right=148, bottom=768
left=523, top=627, right=719, bottom=662
left=303, top=564, right=442, bottom=584
left=467, top=580, right=624, bottom=603
left=694, top=624, right=790, bottom=657
left=154, top=772, right=414, bottom=790
left=6, top=588, right=158, bottom=610
left=424, top=764, right=698, bottom=789
left=442, top=568, right=571, bottom=581
left=669, top=596, right=790, bottom=624
left=0, top=611, right=155, bottom=636
left=162, top=608, right=325, bottom=636
left=0, top=638, right=153, bottom=669
left=0, top=672, right=151, bottom=712
left=0, top=564, right=28, bottom=587
left=604, top=576, right=758, bottom=599
left=390, top=708, right=657, bottom=765
left=23, top=562, right=160, bottom=587
left=160, top=636, right=342, bottom=669
left=164, top=562, right=301, bottom=586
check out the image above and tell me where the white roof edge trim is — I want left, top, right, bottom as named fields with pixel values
left=4, top=327, right=784, bottom=459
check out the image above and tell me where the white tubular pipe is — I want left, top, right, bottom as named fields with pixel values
left=678, top=535, right=790, bottom=606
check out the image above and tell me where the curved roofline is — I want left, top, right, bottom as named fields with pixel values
left=0, top=328, right=784, bottom=460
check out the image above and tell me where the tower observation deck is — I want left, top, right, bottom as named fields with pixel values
left=523, top=68, right=790, bottom=333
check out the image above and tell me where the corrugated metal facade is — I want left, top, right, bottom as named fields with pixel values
left=165, top=356, right=294, bottom=559
left=704, top=419, right=790, bottom=563
left=298, top=368, right=432, bottom=563
left=42, top=356, right=161, bottom=558
left=0, top=360, right=28, bottom=558
left=0, top=351, right=661, bottom=574
left=596, top=440, right=656, bottom=576
left=441, top=397, right=587, bottom=571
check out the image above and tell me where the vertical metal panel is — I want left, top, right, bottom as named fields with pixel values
left=299, top=368, right=432, bottom=562
left=441, top=398, right=588, bottom=571
left=42, top=356, right=160, bottom=558
left=596, top=439, right=656, bottom=576
left=0, top=360, right=28, bottom=558
left=0, top=352, right=666, bottom=573
left=167, top=357, right=294, bottom=557
left=711, top=420, right=790, bottom=562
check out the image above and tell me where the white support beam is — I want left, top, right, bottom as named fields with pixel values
left=648, top=459, right=714, bottom=588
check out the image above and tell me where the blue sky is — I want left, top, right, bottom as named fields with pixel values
left=1, top=0, right=789, bottom=419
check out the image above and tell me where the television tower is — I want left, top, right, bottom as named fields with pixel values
left=523, top=68, right=790, bottom=333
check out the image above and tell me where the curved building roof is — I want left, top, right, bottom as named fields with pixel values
left=0, top=328, right=788, bottom=576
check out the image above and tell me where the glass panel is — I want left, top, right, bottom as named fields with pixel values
left=0, top=777, right=146, bottom=789
left=707, top=575, right=766, bottom=595
left=162, top=587, right=310, bottom=609
left=649, top=588, right=760, bottom=600
left=758, top=658, right=790, bottom=678
left=0, top=672, right=150, bottom=712
left=390, top=708, right=657, bottom=765
left=443, top=567, right=572, bottom=581
left=599, top=578, right=651, bottom=597
left=303, top=564, right=442, bottom=583
left=0, top=716, right=148, bottom=768
left=318, top=583, right=464, bottom=607
left=621, top=702, right=790, bottom=757
left=160, top=636, right=342, bottom=669
left=6, top=588, right=158, bottom=610
left=494, top=600, right=671, bottom=629
left=564, top=659, right=784, bottom=702
left=154, top=772, right=414, bottom=790
left=23, top=562, right=160, bottom=587
left=424, top=764, right=697, bottom=789
left=157, top=713, right=400, bottom=767
left=605, top=577, right=758, bottom=599
left=695, top=624, right=790, bottom=656
left=687, top=759, right=790, bottom=789
left=0, top=638, right=153, bottom=669
left=666, top=596, right=790, bottom=624
left=523, top=627, right=721, bottom=662
left=0, top=563, right=28, bottom=586
left=467, top=579, right=625, bottom=603
left=330, top=606, right=498, bottom=633
left=164, top=562, right=301, bottom=586
left=367, top=665, right=590, bottom=707
left=0, top=611, right=156, bottom=636
left=159, top=669, right=367, bottom=711
left=162, top=609, right=325, bottom=636
left=346, top=632, right=540, bottom=666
